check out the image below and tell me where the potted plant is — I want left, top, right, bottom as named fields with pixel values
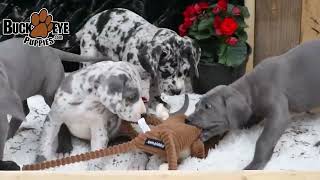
left=179, top=0, right=251, bottom=94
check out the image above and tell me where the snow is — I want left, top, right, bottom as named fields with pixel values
left=4, top=94, right=320, bottom=171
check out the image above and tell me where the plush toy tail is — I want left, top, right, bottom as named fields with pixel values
left=169, top=94, right=189, bottom=116
left=22, top=141, right=136, bottom=170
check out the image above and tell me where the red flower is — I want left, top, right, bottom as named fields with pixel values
left=212, top=6, right=221, bottom=14
left=232, top=6, right=241, bottom=16
left=213, top=16, right=222, bottom=29
left=195, top=2, right=209, bottom=12
left=180, top=2, right=209, bottom=36
left=179, top=24, right=188, bottom=36
left=225, top=37, right=239, bottom=46
left=184, top=17, right=194, bottom=28
left=215, top=29, right=222, bottom=36
left=213, top=16, right=223, bottom=35
left=183, top=5, right=197, bottom=18
left=217, top=0, right=228, bottom=11
left=183, top=2, right=209, bottom=18
left=220, top=17, right=238, bottom=35
left=179, top=16, right=196, bottom=36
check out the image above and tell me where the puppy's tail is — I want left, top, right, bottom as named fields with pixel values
left=169, top=94, right=189, bottom=116
left=61, top=28, right=84, bottom=49
left=51, top=47, right=108, bottom=63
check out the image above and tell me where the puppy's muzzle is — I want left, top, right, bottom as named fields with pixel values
left=170, top=89, right=182, bottom=95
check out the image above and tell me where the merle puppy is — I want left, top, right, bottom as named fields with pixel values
left=0, top=38, right=106, bottom=170
left=37, top=61, right=146, bottom=161
left=75, top=8, right=200, bottom=104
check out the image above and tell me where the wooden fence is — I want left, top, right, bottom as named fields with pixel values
left=253, top=0, right=320, bottom=67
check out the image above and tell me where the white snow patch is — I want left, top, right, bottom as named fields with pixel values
left=4, top=94, right=320, bottom=171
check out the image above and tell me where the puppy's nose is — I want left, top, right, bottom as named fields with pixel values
left=171, top=89, right=182, bottom=95
left=142, top=97, right=148, bottom=103
left=185, top=118, right=191, bottom=124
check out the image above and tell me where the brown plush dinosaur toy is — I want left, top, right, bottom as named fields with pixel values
left=22, top=114, right=206, bottom=170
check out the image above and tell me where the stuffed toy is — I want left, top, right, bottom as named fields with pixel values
left=22, top=114, right=206, bottom=170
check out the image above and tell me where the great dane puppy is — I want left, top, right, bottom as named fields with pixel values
left=37, top=61, right=146, bottom=161
left=187, top=40, right=320, bottom=170
left=75, top=8, right=201, bottom=104
left=0, top=38, right=106, bottom=170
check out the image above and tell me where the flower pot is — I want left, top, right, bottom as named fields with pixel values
left=192, top=58, right=247, bottom=94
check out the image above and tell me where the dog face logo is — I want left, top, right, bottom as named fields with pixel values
left=30, top=9, right=53, bottom=38
left=1, top=8, right=69, bottom=47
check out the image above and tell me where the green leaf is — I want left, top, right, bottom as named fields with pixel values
left=189, top=30, right=212, bottom=40
left=218, top=43, right=228, bottom=64
left=235, top=29, right=248, bottom=41
left=235, top=16, right=248, bottom=29
left=227, top=4, right=235, bottom=14
left=209, top=3, right=217, bottom=8
left=219, top=41, right=247, bottom=67
left=239, top=6, right=250, bottom=18
left=190, top=23, right=198, bottom=32
left=198, top=17, right=214, bottom=31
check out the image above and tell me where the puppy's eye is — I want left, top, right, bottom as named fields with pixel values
left=160, top=52, right=167, bottom=59
left=204, top=103, right=212, bottom=109
left=127, top=95, right=136, bottom=102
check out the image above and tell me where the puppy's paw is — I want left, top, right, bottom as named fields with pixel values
left=0, top=161, right=20, bottom=170
left=56, top=142, right=73, bottom=155
left=35, top=155, right=47, bottom=163
left=159, top=163, right=169, bottom=170
left=244, top=161, right=265, bottom=170
left=57, top=152, right=70, bottom=159
left=146, top=155, right=164, bottom=170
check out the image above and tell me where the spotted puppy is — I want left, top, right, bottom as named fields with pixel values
left=38, top=61, right=146, bottom=161
left=76, top=8, right=201, bottom=102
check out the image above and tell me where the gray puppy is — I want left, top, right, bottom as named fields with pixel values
left=187, top=40, right=320, bottom=170
left=0, top=38, right=105, bottom=170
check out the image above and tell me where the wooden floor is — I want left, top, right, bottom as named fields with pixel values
left=1, top=171, right=320, bottom=180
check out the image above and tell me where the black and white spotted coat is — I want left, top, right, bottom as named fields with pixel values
left=76, top=8, right=201, bottom=102
left=38, top=61, right=146, bottom=160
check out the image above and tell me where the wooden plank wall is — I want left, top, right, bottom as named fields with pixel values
left=245, top=0, right=255, bottom=72
left=300, top=0, right=320, bottom=42
left=254, top=0, right=302, bottom=65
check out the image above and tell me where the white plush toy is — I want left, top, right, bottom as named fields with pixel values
left=155, top=103, right=170, bottom=120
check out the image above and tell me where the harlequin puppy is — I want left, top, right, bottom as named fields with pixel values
left=75, top=8, right=201, bottom=103
left=0, top=38, right=107, bottom=170
left=37, top=61, right=146, bottom=161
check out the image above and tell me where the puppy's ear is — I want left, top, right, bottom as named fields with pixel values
left=181, top=38, right=200, bottom=78
left=102, top=74, right=129, bottom=113
left=106, top=74, right=128, bottom=95
left=106, top=74, right=139, bottom=101
left=137, top=43, right=158, bottom=79
left=224, top=88, right=252, bottom=129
